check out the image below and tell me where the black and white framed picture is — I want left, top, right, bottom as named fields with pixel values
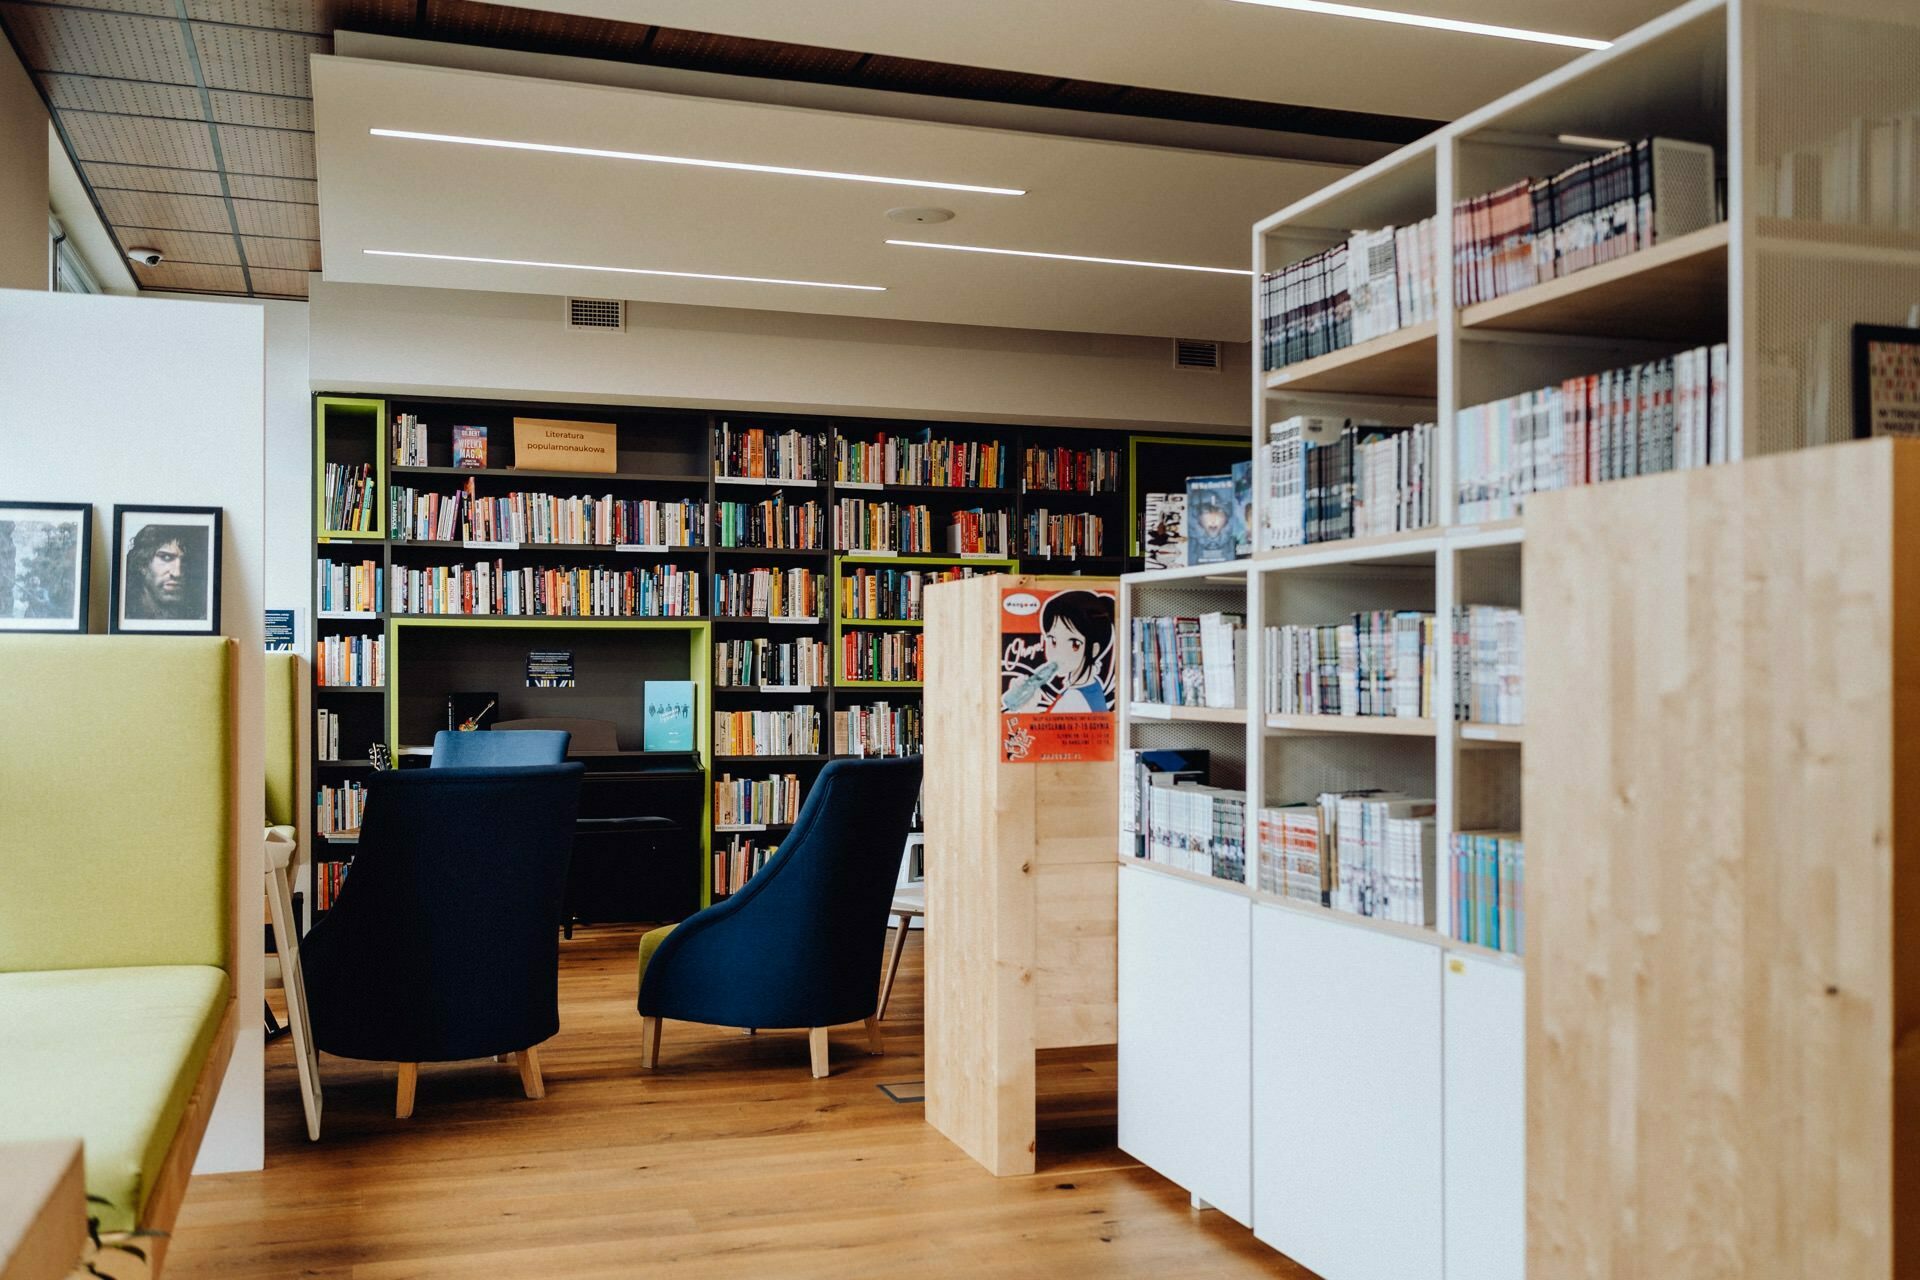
left=0, top=501, right=91, bottom=634
left=110, top=505, right=223, bottom=635
left=1852, top=324, right=1920, bottom=439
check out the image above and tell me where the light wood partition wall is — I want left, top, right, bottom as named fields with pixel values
left=923, top=574, right=1119, bottom=1177
left=1525, top=438, right=1919, bottom=1278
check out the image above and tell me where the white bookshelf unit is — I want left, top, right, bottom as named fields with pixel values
left=1117, top=0, right=1920, bottom=1274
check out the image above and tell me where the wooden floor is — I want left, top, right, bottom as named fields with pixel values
left=174, top=925, right=1310, bottom=1279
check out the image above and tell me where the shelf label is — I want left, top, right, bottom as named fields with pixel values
left=615, top=544, right=671, bottom=553
left=960, top=551, right=1003, bottom=560
left=761, top=684, right=813, bottom=693
left=715, top=823, right=768, bottom=833
left=769, top=616, right=820, bottom=625
left=836, top=480, right=883, bottom=490
left=463, top=539, right=520, bottom=550
left=1131, top=703, right=1173, bottom=719
left=852, top=548, right=899, bottom=557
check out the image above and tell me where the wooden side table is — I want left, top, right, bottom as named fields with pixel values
left=875, top=884, right=924, bottom=1021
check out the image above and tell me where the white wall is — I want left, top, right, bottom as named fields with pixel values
left=308, top=278, right=1250, bottom=432
left=0, top=37, right=48, bottom=291
left=0, top=288, right=267, bottom=1174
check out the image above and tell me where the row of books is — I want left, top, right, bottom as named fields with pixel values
left=316, top=781, right=365, bottom=837
left=1453, top=137, right=1717, bottom=306
left=832, top=432, right=1007, bottom=489
left=842, top=630, right=922, bottom=683
left=713, top=835, right=777, bottom=897
left=713, top=770, right=804, bottom=827
left=837, top=564, right=992, bottom=621
left=1264, top=612, right=1436, bottom=719
left=1141, top=464, right=1254, bottom=571
left=315, top=857, right=351, bottom=912
left=1264, top=416, right=1435, bottom=551
left=1256, top=792, right=1436, bottom=928
left=1259, top=216, right=1438, bottom=371
left=715, top=496, right=823, bottom=550
left=315, top=709, right=346, bottom=761
left=1140, top=778, right=1248, bottom=882
left=1454, top=343, right=1729, bottom=522
left=1455, top=606, right=1524, bottom=726
left=391, top=413, right=429, bottom=467
left=711, top=568, right=825, bottom=620
left=713, top=706, right=822, bottom=757
left=322, top=462, right=378, bottom=534
left=388, top=562, right=702, bottom=618
left=390, top=482, right=708, bottom=548
left=832, top=702, right=921, bottom=757
left=713, top=637, right=829, bottom=689
left=1022, top=445, right=1120, bottom=493
left=318, top=559, right=382, bottom=614
left=945, top=508, right=1012, bottom=556
left=1452, top=830, right=1524, bottom=955
left=1020, top=510, right=1106, bottom=559
left=1128, top=613, right=1245, bottom=709
left=832, top=499, right=934, bottom=554
left=316, top=633, right=385, bottom=688
left=715, top=423, right=824, bottom=481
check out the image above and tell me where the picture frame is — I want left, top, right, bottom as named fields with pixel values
left=1851, top=324, right=1920, bottom=439
left=0, top=500, right=92, bottom=634
left=110, top=505, right=223, bottom=635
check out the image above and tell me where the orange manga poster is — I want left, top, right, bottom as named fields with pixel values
left=999, top=584, right=1118, bottom=764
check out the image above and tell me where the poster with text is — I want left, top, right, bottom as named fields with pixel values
left=1000, top=584, right=1117, bottom=763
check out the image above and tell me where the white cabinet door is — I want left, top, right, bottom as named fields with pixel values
left=1252, top=904, right=1444, bottom=1280
left=1443, top=954, right=1524, bottom=1280
left=1117, top=864, right=1252, bottom=1226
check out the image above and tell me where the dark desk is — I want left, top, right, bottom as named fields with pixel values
left=567, top=753, right=704, bottom=928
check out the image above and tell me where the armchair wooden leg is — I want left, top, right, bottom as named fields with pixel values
left=876, top=913, right=911, bottom=1021
left=512, top=1047, right=546, bottom=1100
left=808, top=1026, right=830, bottom=1079
left=395, top=1064, right=418, bottom=1119
left=640, top=1016, right=662, bottom=1070
left=864, top=1016, right=885, bottom=1055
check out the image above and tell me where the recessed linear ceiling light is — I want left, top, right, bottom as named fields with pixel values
left=364, top=249, right=885, bottom=292
left=368, top=129, right=1025, bottom=197
left=884, top=239, right=1252, bottom=277
left=1227, top=0, right=1610, bottom=50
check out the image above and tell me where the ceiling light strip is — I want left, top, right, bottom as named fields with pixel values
left=364, top=249, right=885, bottom=292
left=368, top=129, right=1025, bottom=197
left=885, top=239, right=1252, bottom=277
left=1228, top=0, right=1610, bottom=50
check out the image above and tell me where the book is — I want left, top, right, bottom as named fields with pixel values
left=1142, top=493, right=1186, bottom=571
left=1185, top=474, right=1236, bottom=565
left=713, top=704, right=818, bottom=756
left=644, top=680, right=696, bottom=752
left=1260, top=215, right=1436, bottom=371
left=452, top=425, right=487, bottom=470
left=1130, top=613, right=1245, bottom=708
left=1230, top=460, right=1253, bottom=559
left=1451, top=830, right=1525, bottom=954
left=1264, top=612, right=1435, bottom=718
left=1453, top=605, right=1524, bottom=726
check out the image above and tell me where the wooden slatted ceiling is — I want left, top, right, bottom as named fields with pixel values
left=0, top=0, right=1439, bottom=301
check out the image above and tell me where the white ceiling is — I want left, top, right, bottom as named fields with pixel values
left=497, top=0, right=1678, bottom=121
left=312, top=56, right=1347, bottom=340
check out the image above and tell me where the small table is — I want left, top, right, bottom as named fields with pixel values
left=876, top=884, right=924, bottom=1021
left=0, top=1140, right=84, bottom=1280
left=265, top=831, right=323, bottom=1141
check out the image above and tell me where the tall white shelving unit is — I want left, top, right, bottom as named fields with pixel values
left=1117, top=1, right=1920, bottom=1276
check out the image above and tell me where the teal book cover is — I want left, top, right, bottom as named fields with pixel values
left=643, top=680, right=696, bottom=752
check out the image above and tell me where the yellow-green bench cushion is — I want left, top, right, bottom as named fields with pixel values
left=0, top=966, right=229, bottom=1233
left=637, top=924, right=677, bottom=989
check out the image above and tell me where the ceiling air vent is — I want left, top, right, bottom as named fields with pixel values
left=567, top=297, right=625, bottom=332
left=1172, top=338, right=1221, bottom=372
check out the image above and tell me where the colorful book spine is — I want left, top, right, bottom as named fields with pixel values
left=389, top=561, right=701, bottom=617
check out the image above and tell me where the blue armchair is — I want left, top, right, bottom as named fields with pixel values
left=431, top=728, right=569, bottom=767
left=637, top=757, right=923, bottom=1077
left=304, top=763, right=584, bottom=1117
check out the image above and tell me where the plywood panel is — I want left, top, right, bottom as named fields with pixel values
left=1525, top=438, right=1917, bottom=1279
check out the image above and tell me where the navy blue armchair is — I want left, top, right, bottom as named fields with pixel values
left=431, top=728, right=569, bottom=767
left=304, top=764, right=584, bottom=1118
left=637, top=757, right=923, bottom=1078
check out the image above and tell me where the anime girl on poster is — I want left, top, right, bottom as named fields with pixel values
left=1000, top=585, right=1117, bottom=762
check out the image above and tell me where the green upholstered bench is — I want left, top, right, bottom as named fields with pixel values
left=0, top=636, right=240, bottom=1272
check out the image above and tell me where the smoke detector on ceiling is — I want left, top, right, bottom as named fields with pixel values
left=566, top=297, right=625, bottom=331
left=886, top=207, right=956, bottom=224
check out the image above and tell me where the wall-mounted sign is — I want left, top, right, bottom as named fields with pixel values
left=999, top=584, right=1117, bottom=764
left=512, top=418, right=618, bottom=474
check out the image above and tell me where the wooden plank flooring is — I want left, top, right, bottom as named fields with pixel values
left=175, top=926, right=1311, bottom=1278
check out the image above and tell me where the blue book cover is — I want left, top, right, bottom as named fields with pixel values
left=1230, top=460, right=1253, bottom=558
left=1185, top=474, right=1236, bottom=565
left=643, top=680, right=696, bottom=752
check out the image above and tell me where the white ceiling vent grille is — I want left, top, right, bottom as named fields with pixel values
left=1173, top=338, right=1222, bottom=372
left=567, top=297, right=625, bottom=331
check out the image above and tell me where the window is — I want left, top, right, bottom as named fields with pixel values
left=49, top=214, right=100, bottom=295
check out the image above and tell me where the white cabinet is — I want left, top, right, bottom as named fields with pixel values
left=1117, top=865, right=1252, bottom=1225
left=1252, top=904, right=1445, bottom=1280
left=1442, top=953, right=1524, bottom=1280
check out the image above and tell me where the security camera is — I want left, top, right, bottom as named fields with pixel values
left=126, top=247, right=163, bottom=267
